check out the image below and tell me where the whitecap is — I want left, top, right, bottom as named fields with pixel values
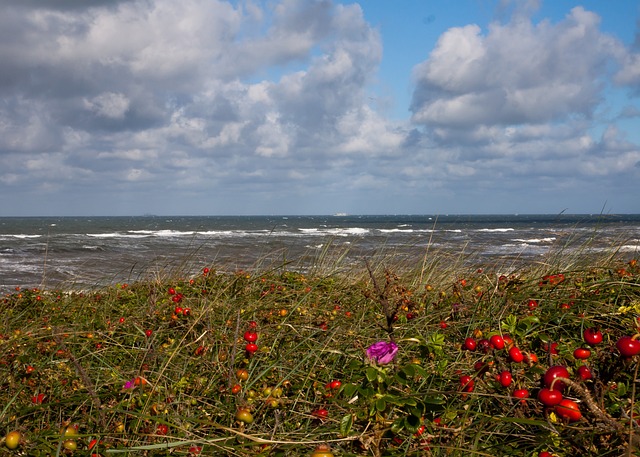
left=87, top=233, right=148, bottom=238
left=327, top=227, right=369, bottom=236
left=477, top=228, right=515, bottom=232
left=154, top=230, right=195, bottom=237
left=379, top=229, right=415, bottom=233
left=82, top=245, right=103, bottom=251
left=619, top=244, right=640, bottom=252
left=512, top=237, right=556, bottom=244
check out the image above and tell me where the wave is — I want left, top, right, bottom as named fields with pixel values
left=0, top=234, right=43, bottom=239
left=379, top=229, right=415, bottom=233
left=496, top=242, right=551, bottom=252
left=92, top=229, right=274, bottom=238
left=477, top=228, right=515, bottom=232
left=87, top=233, right=150, bottom=238
left=197, top=230, right=271, bottom=237
left=87, top=230, right=197, bottom=238
left=154, top=230, right=195, bottom=237
left=511, top=237, right=556, bottom=244
left=298, top=227, right=369, bottom=237
left=81, top=245, right=105, bottom=251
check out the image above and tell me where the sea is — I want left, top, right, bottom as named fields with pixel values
left=1, top=214, right=639, bottom=292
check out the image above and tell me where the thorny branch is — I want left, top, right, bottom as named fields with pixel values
left=364, top=261, right=418, bottom=338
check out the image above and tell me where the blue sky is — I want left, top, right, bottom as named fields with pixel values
left=1, top=0, right=639, bottom=216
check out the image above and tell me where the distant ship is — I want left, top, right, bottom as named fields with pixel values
left=333, top=212, right=348, bottom=216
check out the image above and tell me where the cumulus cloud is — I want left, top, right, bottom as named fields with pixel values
left=0, top=1, right=398, bottom=199
left=0, top=0, right=638, bottom=215
left=411, top=7, right=623, bottom=127
left=84, top=93, right=131, bottom=119
left=405, top=4, right=640, bottom=209
left=616, top=52, right=640, bottom=89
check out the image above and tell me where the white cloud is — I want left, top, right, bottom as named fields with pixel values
left=72, top=0, right=241, bottom=81
left=0, top=99, right=60, bottom=152
left=124, top=168, right=151, bottom=182
left=254, top=112, right=291, bottom=157
left=400, top=4, right=640, bottom=209
left=0, top=1, right=638, bottom=215
left=336, top=106, right=405, bottom=154
left=97, top=149, right=158, bottom=161
left=0, top=173, right=20, bottom=185
left=84, top=92, right=130, bottom=119
left=616, top=52, right=640, bottom=86
left=411, top=7, right=623, bottom=127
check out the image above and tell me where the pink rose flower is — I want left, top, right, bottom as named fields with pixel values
left=366, top=341, right=398, bottom=365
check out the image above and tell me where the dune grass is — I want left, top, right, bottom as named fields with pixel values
left=1, top=244, right=639, bottom=456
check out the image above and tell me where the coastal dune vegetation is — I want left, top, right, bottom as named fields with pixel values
left=1, top=242, right=640, bottom=456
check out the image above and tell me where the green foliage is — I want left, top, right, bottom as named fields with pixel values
left=0, top=254, right=639, bottom=456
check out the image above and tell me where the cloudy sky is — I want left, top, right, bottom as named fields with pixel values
left=1, top=0, right=639, bottom=216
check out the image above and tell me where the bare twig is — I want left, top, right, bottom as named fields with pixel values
left=558, top=376, right=639, bottom=449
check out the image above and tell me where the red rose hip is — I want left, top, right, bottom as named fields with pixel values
left=543, top=365, right=570, bottom=392
left=583, top=328, right=603, bottom=346
left=616, top=336, right=640, bottom=358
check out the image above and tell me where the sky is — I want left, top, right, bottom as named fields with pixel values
left=1, top=0, right=639, bottom=216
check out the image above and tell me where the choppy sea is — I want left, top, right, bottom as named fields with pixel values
left=1, top=214, right=639, bottom=291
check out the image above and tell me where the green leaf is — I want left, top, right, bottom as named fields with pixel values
left=402, top=363, right=416, bottom=377
left=366, top=367, right=378, bottom=383
left=428, top=332, right=446, bottom=347
left=383, top=394, right=402, bottom=406
left=408, top=405, right=425, bottom=418
left=403, top=414, right=421, bottom=433
left=347, top=359, right=361, bottom=370
left=390, top=417, right=405, bottom=435
left=413, top=364, right=429, bottom=378
left=403, top=397, right=417, bottom=407
left=617, top=381, right=628, bottom=396
left=340, top=414, right=353, bottom=437
left=502, top=314, right=518, bottom=334
left=342, top=383, right=358, bottom=399
left=423, top=395, right=445, bottom=405
left=395, top=370, right=409, bottom=385
left=517, top=315, right=540, bottom=334
left=375, top=398, right=387, bottom=412
left=175, top=377, right=189, bottom=390
left=358, top=386, right=375, bottom=399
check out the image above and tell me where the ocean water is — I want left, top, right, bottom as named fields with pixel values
left=1, top=214, right=639, bottom=291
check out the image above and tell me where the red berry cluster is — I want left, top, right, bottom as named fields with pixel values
left=167, top=287, right=191, bottom=319
left=168, top=287, right=183, bottom=303
left=244, top=321, right=259, bottom=355
left=460, top=333, right=535, bottom=401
